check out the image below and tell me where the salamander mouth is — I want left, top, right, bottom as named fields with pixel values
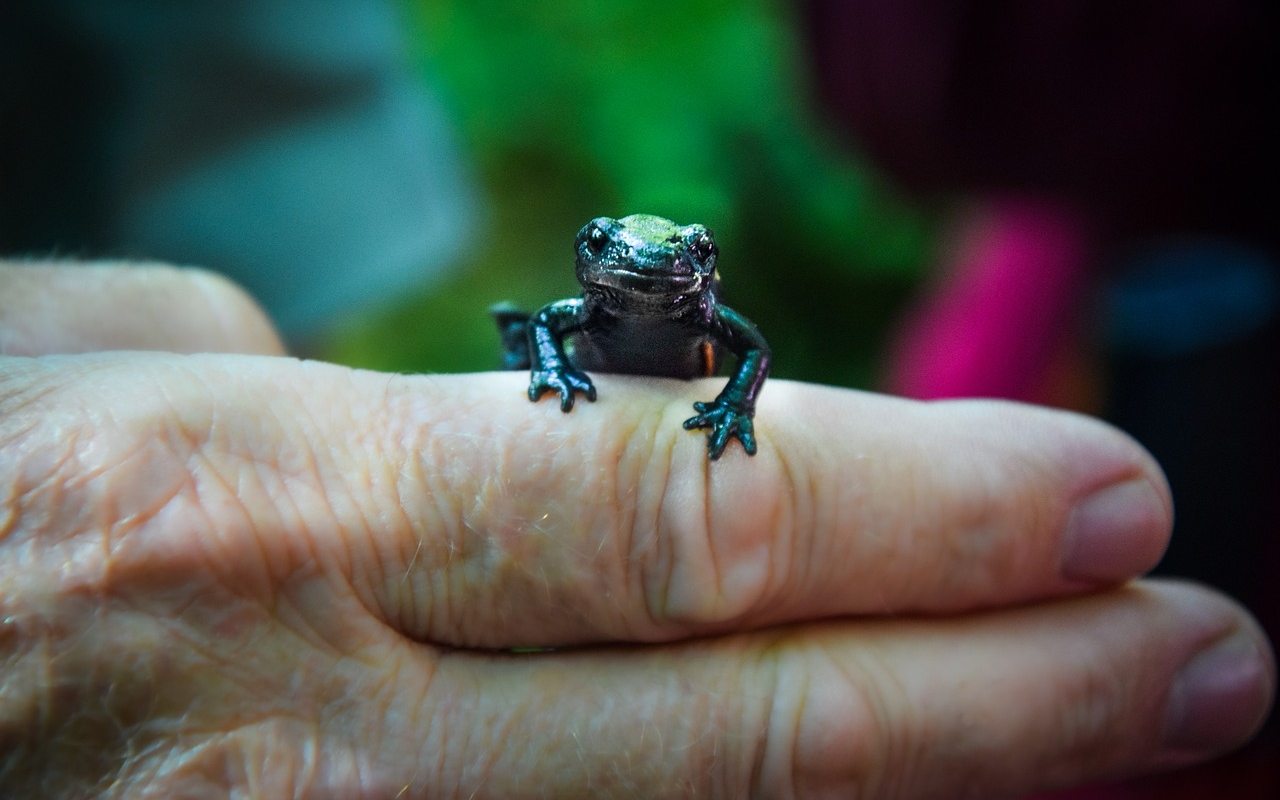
left=583, top=265, right=702, bottom=294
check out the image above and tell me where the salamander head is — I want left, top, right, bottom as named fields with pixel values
left=574, top=214, right=718, bottom=298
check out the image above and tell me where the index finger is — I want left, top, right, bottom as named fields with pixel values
left=3, top=356, right=1171, bottom=647
left=372, top=371, right=1170, bottom=645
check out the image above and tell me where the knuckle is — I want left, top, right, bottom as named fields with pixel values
left=0, top=358, right=214, bottom=574
left=1046, top=652, right=1135, bottom=768
left=0, top=358, right=67, bottom=428
left=1, top=364, right=99, bottom=549
left=923, top=448, right=1053, bottom=601
left=638, top=411, right=786, bottom=630
left=756, top=643, right=888, bottom=797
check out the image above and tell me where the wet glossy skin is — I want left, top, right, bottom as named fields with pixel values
left=494, top=214, right=771, bottom=459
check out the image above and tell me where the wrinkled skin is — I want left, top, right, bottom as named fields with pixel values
left=0, top=263, right=1273, bottom=798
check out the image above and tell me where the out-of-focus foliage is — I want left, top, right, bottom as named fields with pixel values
left=327, top=0, right=934, bottom=387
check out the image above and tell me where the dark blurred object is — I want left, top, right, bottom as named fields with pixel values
left=0, top=0, right=474, bottom=339
left=1104, top=240, right=1280, bottom=623
left=801, top=1, right=1277, bottom=796
left=802, top=0, right=1275, bottom=241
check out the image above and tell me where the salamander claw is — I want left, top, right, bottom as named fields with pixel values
left=683, top=400, right=757, bottom=459
left=528, top=368, right=596, bottom=411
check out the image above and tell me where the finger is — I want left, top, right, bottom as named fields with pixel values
left=0, top=262, right=284, bottom=356
left=3, top=358, right=1170, bottom=647
left=355, top=372, right=1169, bottom=644
left=398, top=580, right=1274, bottom=798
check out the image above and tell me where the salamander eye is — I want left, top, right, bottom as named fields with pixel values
left=690, top=232, right=718, bottom=263
left=586, top=225, right=610, bottom=255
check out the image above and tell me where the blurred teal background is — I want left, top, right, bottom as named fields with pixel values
left=324, top=0, right=933, bottom=387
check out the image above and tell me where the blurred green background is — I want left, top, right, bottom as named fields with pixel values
left=324, top=0, right=935, bottom=388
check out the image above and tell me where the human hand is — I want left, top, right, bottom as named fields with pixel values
left=1, top=264, right=1273, bottom=798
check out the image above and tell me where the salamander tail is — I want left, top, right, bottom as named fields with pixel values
left=490, top=302, right=532, bottom=370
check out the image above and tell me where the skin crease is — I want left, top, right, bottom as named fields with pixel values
left=0, top=263, right=1274, bottom=798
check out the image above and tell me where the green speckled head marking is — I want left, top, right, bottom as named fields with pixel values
left=575, top=214, right=718, bottom=296
left=616, top=213, right=684, bottom=240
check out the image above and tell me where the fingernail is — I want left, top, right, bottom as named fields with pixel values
left=1061, top=478, right=1168, bottom=583
left=1162, top=631, right=1273, bottom=754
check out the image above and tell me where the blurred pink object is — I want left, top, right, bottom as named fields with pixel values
left=886, top=198, right=1093, bottom=403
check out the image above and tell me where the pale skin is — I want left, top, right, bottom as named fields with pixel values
left=0, top=263, right=1273, bottom=798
